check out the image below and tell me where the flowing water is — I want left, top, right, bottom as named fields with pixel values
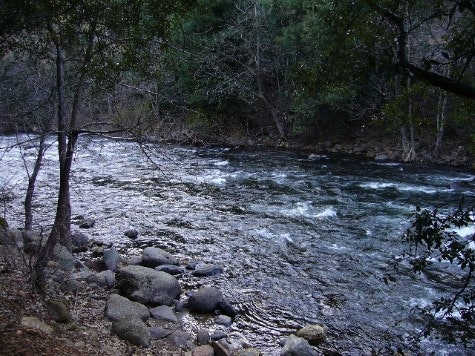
left=1, top=135, right=474, bottom=355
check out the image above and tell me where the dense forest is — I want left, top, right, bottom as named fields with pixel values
left=0, top=0, right=474, bottom=164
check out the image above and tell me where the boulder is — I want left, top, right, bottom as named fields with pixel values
left=295, top=324, right=327, bottom=345
left=21, top=316, right=53, bottom=334
left=155, top=265, right=185, bottom=276
left=105, top=294, right=149, bottom=322
left=142, top=247, right=178, bottom=268
left=71, top=232, right=89, bottom=248
left=53, top=244, right=77, bottom=271
left=124, top=229, right=138, bottom=239
left=167, top=330, right=193, bottom=348
left=45, top=300, right=70, bottom=323
left=111, top=316, right=151, bottom=347
left=192, top=264, right=224, bottom=277
left=280, top=334, right=315, bottom=356
left=188, top=287, right=237, bottom=317
left=211, top=339, right=232, bottom=356
left=149, top=305, right=178, bottom=323
left=186, top=261, right=198, bottom=270
left=193, top=345, right=215, bottom=356
left=196, top=329, right=210, bottom=346
left=187, top=287, right=222, bottom=314
left=212, top=330, right=227, bottom=341
left=22, top=230, right=44, bottom=253
left=216, top=315, right=232, bottom=326
left=116, top=265, right=180, bottom=306
left=103, top=247, right=120, bottom=271
left=79, top=218, right=95, bottom=229
left=87, top=270, right=115, bottom=288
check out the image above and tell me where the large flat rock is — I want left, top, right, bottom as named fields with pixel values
left=116, top=265, right=180, bottom=306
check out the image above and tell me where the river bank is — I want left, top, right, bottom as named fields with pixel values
left=0, top=226, right=323, bottom=356
left=147, top=127, right=473, bottom=168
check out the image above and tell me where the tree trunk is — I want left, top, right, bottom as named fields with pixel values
left=253, top=1, right=287, bottom=138
left=434, top=70, right=449, bottom=157
left=402, top=26, right=416, bottom=162
left=401, top=124, right=416, bottom=162
left=32, top=40, right=67, bottom=288
left=24, top=134, right=48, bottom=230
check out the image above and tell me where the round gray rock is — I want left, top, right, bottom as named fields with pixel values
left=71, top=232, right=89, bottom=248
left=188, top=287, right=237, bottom=316
left=124, top=229, right=138, bottom=239
left=295, top=324, right=327, bottom=345
left=188, top=287, right=223, bottom=314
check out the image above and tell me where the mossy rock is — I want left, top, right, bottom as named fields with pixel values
left=0, top=217, right=8, bottom=228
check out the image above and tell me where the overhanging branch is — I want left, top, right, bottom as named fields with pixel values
left=369, top=2, right=475, bottom=99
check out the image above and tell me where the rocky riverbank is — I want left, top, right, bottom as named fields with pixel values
left=150, top=128, right=473, bottom=168
left=0, top=223, right=329, bottom=356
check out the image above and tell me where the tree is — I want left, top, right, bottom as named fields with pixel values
left=0, top=0, right=191, bottom=286
left=403, top=203, right=475, bottom=346
left=367, top=0, right=475, bottom=100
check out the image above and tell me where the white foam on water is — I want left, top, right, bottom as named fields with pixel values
left=360, top=182, right=395, bottom=189
left=316, top=207, right=337, bottom=219
left=213, top=159, right=229, bottom=166
left=280, top=233, right=293, bottom=243
left=360, top=181, right=439, bottom=194
left=281, top=202, right=336, bottom=219
left=255, top=228, right=274, bottom=239
left=398, top=185, right=438, bottom=194
left=284, top=201, right=313, bottom=217
left=453, top=225, right=475, bottom=238
left=373, top=162, right=401, bottom=167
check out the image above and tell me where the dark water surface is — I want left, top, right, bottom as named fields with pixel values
left=1, top=135, right=474, bottom=354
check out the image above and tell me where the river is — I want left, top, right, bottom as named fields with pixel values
left=1, top=135, right=474, bottom=355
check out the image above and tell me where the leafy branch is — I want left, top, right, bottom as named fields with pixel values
left=403, top=202, right=475, bottom=346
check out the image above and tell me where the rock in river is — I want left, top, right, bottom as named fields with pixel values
left=295, top=324, right=327, bottom=345
left=141, top=247, right=178, bottom=268
left=280, top=334, right=315, bottom=356
left=187, top=286, right=237, bottom=316
left=192, top=264, right=224, bottom=277
left=116, top=265, right=180, bottom=306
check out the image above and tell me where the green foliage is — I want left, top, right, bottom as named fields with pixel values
left=404, top=203, right=475, bottom=345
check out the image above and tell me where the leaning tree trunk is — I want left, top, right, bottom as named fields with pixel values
left=24, top=134, right=48, bottom=231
